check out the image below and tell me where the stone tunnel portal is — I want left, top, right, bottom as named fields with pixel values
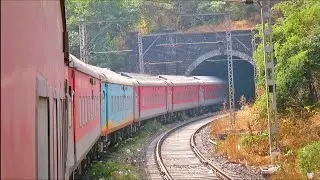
left=186, top=52, right=256, bottom=107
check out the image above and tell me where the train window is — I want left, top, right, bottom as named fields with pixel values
left=88, top=97, right=90, bottom=122
left=81, top=97, right=83, bottom=127
left=127, top=96, right=129, bottom=110
left=78, top=97, right=80, bottom=127
left=86, top=96, right=88, bottom=124
left=125, top=96, right=127, bottom=110
left=82, top=97, right=85, bottom=125
left=93, top=96, right=95, bottom=118
left=79, top=97, right=82, bottom=127
left=96, top=96, right=98, bottom=117
left=119, top=96, right=121, bottom=112
left=92, top=96, right=94, bottom=119
left=91, top=96, right=93, bottom=120
left=88, top=97, right=90, bottom=123
left=82, top=97, right=85, bottom=126
left=118, top=96, right=120, bottom=112
left=89, top=96, right=91, bottom=122
left=120, top=96, right=122, bottom=111
left=114, top=96, right=116, bottom=112
left=122, top=96, right=124, bottom=111
left=117, top=96, right=119, bottom=112
left=115, top=96, right=117, bottom=112
left=111, top=96, right=114, bottom=112
left=95, top=96, right=97, bottom=117
left=113, top=96, right=116, bottom=112
left=156, top=94, right=158, bottom=104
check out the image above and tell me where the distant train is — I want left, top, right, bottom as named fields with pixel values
left=1, top=1, right=227, bottom=179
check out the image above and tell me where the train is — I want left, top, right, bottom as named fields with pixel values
left=1, top=0, right=227, bottom=179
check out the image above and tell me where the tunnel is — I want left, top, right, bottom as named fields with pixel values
left=189, top=55, right=256, bottom=108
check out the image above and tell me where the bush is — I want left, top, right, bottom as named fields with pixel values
left=89, top=161, right=138, bottom=180
left=297, top=141, right=320, bottom=176
left=240, top=132, right=269, bottom=156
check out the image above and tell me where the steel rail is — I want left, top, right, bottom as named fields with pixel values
left=154, top=112, right=230, bottom=180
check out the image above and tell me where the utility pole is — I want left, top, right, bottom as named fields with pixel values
left=225, top=13, right=235, bottom=129
left=79, top=19, right=131, bottom=64
left=223, top=0, right=280, bottom=165
left=79, top=23, right=89, bottom=63
left=260, top=0, right=280, bottom=163
left=138, top=33, right=144, bottom=73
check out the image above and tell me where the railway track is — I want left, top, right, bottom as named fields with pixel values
left=151, top=113, right=233, bottom=180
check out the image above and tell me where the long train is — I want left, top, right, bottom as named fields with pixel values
left=1, top=1, right=227, bottom=179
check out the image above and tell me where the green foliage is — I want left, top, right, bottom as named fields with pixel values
left=86, top=120, right=168, bottom=179
left=65, top=0, right=259, bottom=70
left=89, top=161, right=138, bottom=180
left=253, top=0, right=320, bottom=114
left=240, top=132, right=269, bottom=156
left=240, top=132, right=268, bottom=147
left=297, top=141, right=320, bottom=176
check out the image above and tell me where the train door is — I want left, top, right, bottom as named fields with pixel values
left=101, top=87, right=107, bottom=134
left=64, top=86, right=74, bottom=179
left=167, top=86, right=172, bottom=112
left=53, top=98, right=58, bottom=179
left=134, top=87, right=140, bottom=120
left=37, top=97, right=50, bottom=179
left=199, top=85, right=204, bottom=106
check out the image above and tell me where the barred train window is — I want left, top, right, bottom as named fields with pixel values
left=116, top=96, right=119, bottom=112
left=112, top=96, right=114, bottom=112
left=79, top=97, right=82, bottom=127
left=91, top=96, right=93, bottom=120
left=89, top=97, right=91, bottom=122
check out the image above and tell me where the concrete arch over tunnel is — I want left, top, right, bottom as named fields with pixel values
left=184, top=50, right=256, bottom=76
left=184, top=50, right=257, bottom=107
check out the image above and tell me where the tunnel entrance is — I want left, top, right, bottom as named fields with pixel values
left=190, top=55, right=255, bottom=107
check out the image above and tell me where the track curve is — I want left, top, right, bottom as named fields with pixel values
left=154, top=114, right=231, bottom=180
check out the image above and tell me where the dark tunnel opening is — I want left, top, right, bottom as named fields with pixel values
left=190, top=55, right=255, bottom=108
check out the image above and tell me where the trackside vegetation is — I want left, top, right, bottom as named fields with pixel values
left=85, top=121, right=168, bottom=180
left=211, top=1, right=320, bottom=179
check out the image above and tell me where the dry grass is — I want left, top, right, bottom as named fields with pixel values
left=185, top=20, right=256, bottom=33
left=210, top=108, right=320, bottom=179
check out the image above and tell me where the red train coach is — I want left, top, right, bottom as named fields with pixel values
left=1, top=0, right=69, bottom=179
left=194, top=76, right=227, bottom=107
left=121, top=73, right=168, bottom=121
left=159, top=75, right=201, bottom=113
left=66, top=55, right=102, bottom=177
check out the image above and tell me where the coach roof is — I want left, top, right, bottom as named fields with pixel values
left=158, top=75, right=201, bottom=86
left=121, top=73, right=167, bottom=86
left=89, top=66, right=135, bottom=86
left=69, top=54, right=102, bottom=79
left=193, top=76, right=226, bottom=85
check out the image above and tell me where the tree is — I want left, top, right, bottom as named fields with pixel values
left=253, top=0, right=320, bottom=113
